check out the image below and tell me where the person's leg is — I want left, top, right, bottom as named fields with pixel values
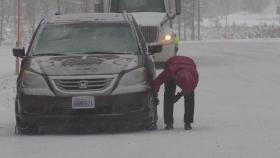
left=175, top=47, right=178, bottom=54
left=184, top=91, right=195, bottom=130
left=164, top=80, right=176, bottom=127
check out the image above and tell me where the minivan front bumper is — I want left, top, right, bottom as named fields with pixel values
left=16, top=91, right=154, bottom=127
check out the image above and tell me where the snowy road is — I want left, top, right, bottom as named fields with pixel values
left=1, top=40, right=280, bottom=158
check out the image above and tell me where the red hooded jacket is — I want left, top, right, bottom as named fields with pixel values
left=154, top=56, right=199, bottom=96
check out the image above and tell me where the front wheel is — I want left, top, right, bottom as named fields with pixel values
left=151, top=104, right=158, bottom=130
left=15, top=116, right=39, bottom=135
left=147, top=96, right=158, bottom=130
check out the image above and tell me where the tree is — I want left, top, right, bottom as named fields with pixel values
left=0, top=0, right=5, bottom=44
left=25, top=0, right=36, bottom=37
left=178, top=0, right=198, bottom=40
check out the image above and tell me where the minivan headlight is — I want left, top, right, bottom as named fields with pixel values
left=22, top=70, right=49, bottom=88
left=118, top=67, right=147, bottom=87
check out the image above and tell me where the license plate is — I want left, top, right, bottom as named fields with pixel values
left=72, top=96, right=95, bottom=109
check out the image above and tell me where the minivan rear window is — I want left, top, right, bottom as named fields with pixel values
left=32, top=23, right=139, bottom=55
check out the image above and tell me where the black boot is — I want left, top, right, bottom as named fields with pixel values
left=165, top=124, right=173, bottom=130
left=184, top=123, right=192, bottom=130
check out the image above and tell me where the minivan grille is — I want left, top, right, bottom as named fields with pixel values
left=140, top=26, right=159, bottom=43
left=54, top=78, right=113, bottom=91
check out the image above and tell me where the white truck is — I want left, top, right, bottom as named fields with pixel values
left=277, top=0, right=280, bottom=15
left=97, top=0, right=181, bottom=67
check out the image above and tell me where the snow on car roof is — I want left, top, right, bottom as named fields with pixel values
left=45, top=13, right=129, bottom=24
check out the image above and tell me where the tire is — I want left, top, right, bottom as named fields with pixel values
left=146, top=97, right=158, bottom=131
left=150, top=104, right=158, bottom=130
left=15, top=116, right=39, bottom=135
left=147, top=121, right=157, bottom=131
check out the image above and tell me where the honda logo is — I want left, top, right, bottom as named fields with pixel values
left=79, top=80, right=88, bottom=89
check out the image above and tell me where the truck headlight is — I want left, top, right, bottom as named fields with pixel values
left=118, top=67, right=147, bottom=87
left=22, top=70, right=49, bottom=88
left=161, top=34, right=174, bottom=45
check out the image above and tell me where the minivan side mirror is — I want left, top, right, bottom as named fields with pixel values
left=13, top=47, right=25, bottom=58
left=148, top=44, right=163, bottom=54
left=175, top=0, right=181, bottom=15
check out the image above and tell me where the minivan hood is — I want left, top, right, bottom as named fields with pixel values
left=29, top=54, right=139, bottom=76
left=132, top=12, right=167, bottom=26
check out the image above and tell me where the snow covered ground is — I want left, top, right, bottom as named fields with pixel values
left=1, top=40, right=280, bottom=158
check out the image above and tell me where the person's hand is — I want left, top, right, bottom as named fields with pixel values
left=173, top=92, right=183, bottom=103
left=153, top=95, right=160, bottom=106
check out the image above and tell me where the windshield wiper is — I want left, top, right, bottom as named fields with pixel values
left=32, top=53, right=66, bottom=56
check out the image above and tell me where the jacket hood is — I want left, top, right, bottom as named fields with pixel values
left=131, top=12, right=167, bottom=26
left=28, top=54, right=139, bottom=76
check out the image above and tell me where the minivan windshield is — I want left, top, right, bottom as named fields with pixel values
left=32, top=23, right=139, bottom=55
left=111, top=0, right=166, bottom=13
